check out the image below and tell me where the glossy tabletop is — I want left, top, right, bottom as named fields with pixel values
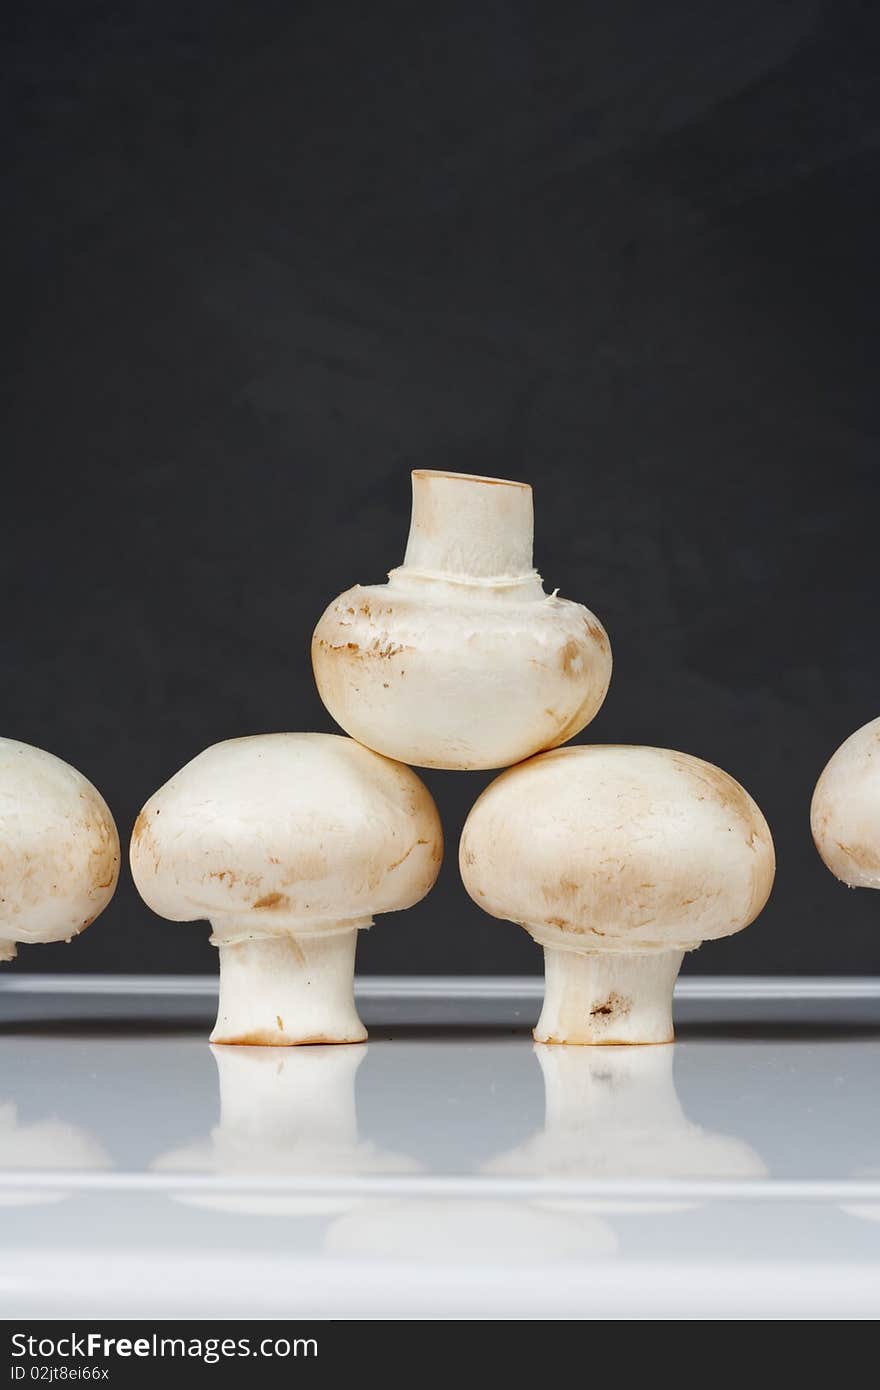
left=1, top=976, right=879, bottom=1319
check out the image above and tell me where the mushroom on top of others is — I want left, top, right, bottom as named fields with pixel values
left=312, top=469, right=612, bottom=771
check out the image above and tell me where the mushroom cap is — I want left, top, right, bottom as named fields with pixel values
left=312, top=587, right=611, bottom=770
left=312, top=468, right=612, bottom=771
left=459, top=745, right=775, bottom=952
left=130, top=733, right=443, bottom=932
left=0, top=738, right=120, bottom=950
left=811, top=716, right=880, bottom=888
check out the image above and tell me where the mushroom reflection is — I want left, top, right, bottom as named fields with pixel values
left=485, top=1045, right=764, bottom=1200
left=0, top=1101, right=110, bottom=1206
left=325, top=1199, right=617, bottom=1262
left=154, top=1044, right=418, bottom=1214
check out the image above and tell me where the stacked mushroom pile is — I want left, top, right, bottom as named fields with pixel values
left=128, top=468, right=613, bottom=1045
left=0, top=470, right=777, bottom=1046
left=124, top=467, right=775, bottom=1045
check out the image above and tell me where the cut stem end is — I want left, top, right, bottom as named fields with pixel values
left=402, top=469, right=535, bottom=581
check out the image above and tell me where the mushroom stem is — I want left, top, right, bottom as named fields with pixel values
left=0, top=941, right=17, bottom=964
left=211, top=927, right=368, bottom=1046
left=534, top=947, right=685, bottom=1045
left=399, top=470, right=536, bottom=582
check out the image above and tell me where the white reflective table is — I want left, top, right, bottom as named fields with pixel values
left=1, top=976, right=879, bottom=1319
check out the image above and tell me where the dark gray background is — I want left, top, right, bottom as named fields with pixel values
left=3, top=1, right=879, bottom=976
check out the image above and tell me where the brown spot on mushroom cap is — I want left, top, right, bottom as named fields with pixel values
left=544, top=626, right=613, bottom=749
left=252, top=891, right=291, bottom=911
left=130, top=810, right=160, bottom=875
left=834, top=840, right=880, bottom=873
left=313, top=634, right=411, bottom=661
left=209, top=869, right=238, bottom=886
left=585, top=617, right=610, bottom=654
left=86, top=822, right=120, bottom=901
left=131, top=812, right=150, bottom=847
left=559, top=639, right=583, bottom=677
left=384, top=838, right=431, bottom=874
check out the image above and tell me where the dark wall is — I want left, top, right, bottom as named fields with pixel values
left=3, top=1, right=879, bottom=976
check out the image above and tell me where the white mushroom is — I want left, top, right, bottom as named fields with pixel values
left=460, top=745, right=775, bottom=1044
left=312, top=469, right=611, bottom=770
left=811, top=716, right=880, bottom=888
left=130, top=733, right=442, bottom=1045
left=0, top=738, right=120, bottom=963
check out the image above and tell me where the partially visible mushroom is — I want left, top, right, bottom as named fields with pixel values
left=460, top=745, right=775, bottom=1044
left=312, top=470, right=612, bottom=770
left=130, top=733, right=442, bottom=1045
left=811, top=716, right=880, bottom=888
left=0, top=738, right=119, bottom=963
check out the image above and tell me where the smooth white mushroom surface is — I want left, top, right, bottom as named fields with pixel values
left=811, top=716, right=880, bottom=888
left=0, top=738, right=120, bottom=963
left=130, top=733, right=442, bottom=1046
left=460, top=745, right=775, bottom=1044
left=312, top=469, right=612, bottom=770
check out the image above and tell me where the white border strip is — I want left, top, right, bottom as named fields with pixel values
left=0, top=1170, right=879, bottom=1203
left=1, top=974, right=879, bottom=1001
